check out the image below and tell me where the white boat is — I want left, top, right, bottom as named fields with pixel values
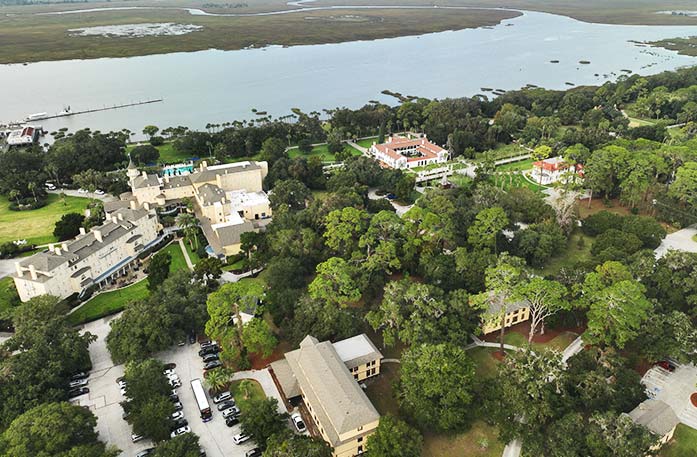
left=24, top=112, right=47, bottom=121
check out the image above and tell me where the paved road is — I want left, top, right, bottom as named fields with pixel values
left=655, top=225, right=697, bottom=258
left=0, top=259, right=16, bottom=279
left=47, top=189, right=118, bottom=203
left=502, top=439, right=522, bottom=457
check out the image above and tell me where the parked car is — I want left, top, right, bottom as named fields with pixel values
left=225, top=416, right=240, bottom=427
left=173, top=401, right=183, bottom=411
left=70, top=372, right=88, bottom=381
left=199, top=346, right=221, bottom=357
left=77, top=188, right=88, bottom=194
left=164, top=368, right=176, bottom=376
left=68, top=378, right=88, bottom=388
left=169, top=378, right=182, bottom=388
left=291, top=412, right=306, bottom=433
left=171, top=418, right=188, bottom=431
left=131, top=433, right=144, bottom=443
left=120, top=386, right=127, bottom=396
left=170, top=426, right=191, bottom=438
left=213, top=391, right=232, bottom=404
left=167, top=373, right=181, bottom=382
left=386, top=193, right=397, bottom=200
left=202, top=353, right=219, bottom=364
left=204, top=360, right=222, bottom=371
left=245, top=449, right=262, bottom=457
left=68, top=387, right=89, bottom=398
left=217, top=399, right=236, bottom=411
left=199, top=448, right=206, bottom=457
left=135, top=448, right=155, bottom=457
left=188, top=332, right=196, bottom=344
left=171, top=411, right=184, bottom=421
left=169, top=394, right=180, bottom=403
left=222, top=406, right=240, bottom=418
left=656, top=360, right=677, bottom=372
left=164, top=363, right=177, bottom=370
left=233, top=433, right=250, bottom=445
left=94, top=189, right=105, bottom=195
left=200, top=340, right=216, bottom=349
left=44, top=183, right=56, bottom=190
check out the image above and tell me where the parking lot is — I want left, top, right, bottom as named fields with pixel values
left=73, top=314, right=258, bottom=457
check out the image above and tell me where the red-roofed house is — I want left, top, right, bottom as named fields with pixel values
left=531, top=157, right=584, bottom=185
left=368, top=135, right=449, bottom=170
left=6, top=125, right=39, bottom=146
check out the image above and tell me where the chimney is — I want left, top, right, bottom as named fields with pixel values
left=117, top=212, right=124, bottom=221
left=79, top=227, right=86, bottom=235
left=142, top=171, right=147, bottom=178
left=201, top=160, right=208, bottom=170
left=55, top=247, right=62, bottom=256
left=111, top=215, right=118, bottom=224
left=144, top=202, right=150, bottom=211
left=15, top=262, right=22, bottom=277
left=93, top=229, right=103, bottom=243
left=130, top=200, right=138, bottom=210
left=164, top=175, right=170, bottom=183
left=61, top=242, right=68, bottom=252
left=29, top=264, right=37, bottom=280
left=48, top=243, right=55, bottom=253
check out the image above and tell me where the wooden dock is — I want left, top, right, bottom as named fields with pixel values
left=21, top=98, right=163, bottom=123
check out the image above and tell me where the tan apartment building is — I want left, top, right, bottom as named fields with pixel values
left=481, top=301, right=531, bottom=335
left=271, top=334, right=383, bottom=457
left=127, top=159, right=271, bottom=257
left=12, top=206, right=160, bottom=302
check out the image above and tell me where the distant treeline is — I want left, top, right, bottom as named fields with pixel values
left=201, top=2, right=248, bottom=8
left=1, top=0, right=93, bottom=5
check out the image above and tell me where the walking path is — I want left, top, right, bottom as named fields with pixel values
left=220, top=268, right=264, bottom=284
left=232, top=368, right=286, bottom=414
left=346, top=141, right=368, bottom=155
left=654, top=224, right=697, bottom=258
left=381, top=358, right=400, bottom=364
left=47, top=188, right=117, bottom=202
left=179, top=238, right=195, bottom=271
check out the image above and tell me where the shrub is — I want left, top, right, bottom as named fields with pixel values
left=582, top=211, right=623, bottom=236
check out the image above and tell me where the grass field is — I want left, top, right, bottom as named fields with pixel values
left=183, top=239, right=201, bottom=265
left=126, top=142, right=201, bottom=164
left=503, top=330, right=578, bottom=352
left=540, top=230, right=594, bottom=275
left=161, top=242, right=189, bottom=272
left=0, top=277, right=19, bottom=315
left=0, top=7, right=519, bottom=64
left=467, top=347, right=502, bottom=379
left=229, top=379, right=266, bottom=412
left=661, top=424, right=697, bottom=457
left=0, top=194, right=91, bottom=246
left=649, top=37, right=697, bottom=57
left=66, top=278, right=149, bottom=326
left=355, top=137, right=379, bottom=148
left=423, top=421, right=506, bottom=457
left=287, top=143, right=362, bottom=162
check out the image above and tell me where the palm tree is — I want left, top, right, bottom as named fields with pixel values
left=27, top=182, right=38, bottom=203
left=205, top=367, right=233, bottom=393
left=8, top=189, right=20, bottom=206
left=176, top=213, right=199, bottom=249
left=59, top=192, right=67, bottom=206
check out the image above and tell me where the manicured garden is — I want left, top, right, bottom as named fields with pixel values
left=66, top=278, right=148, bottom=326
left=355, top=136, right=379, bottom=148
left=0, top=194, right=91, bottom=245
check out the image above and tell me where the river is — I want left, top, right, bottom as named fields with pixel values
left=2, top=10, right=697, bottom=137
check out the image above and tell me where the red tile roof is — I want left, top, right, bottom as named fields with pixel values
left=373, top=136, right=446, bottom=162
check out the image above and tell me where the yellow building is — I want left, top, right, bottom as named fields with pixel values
left=12, top=206, right=160, bottom=302
left=271, top=334, right=383, bottom=457
left=481, top=302, right=531, bottom=335
left=128, top=159, right=271, bottom=258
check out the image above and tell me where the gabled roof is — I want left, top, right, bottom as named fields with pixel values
left=197, top=184, right=226, bottom=206
left=284, top=335, right=380, bottom=446
left=373, top=135, right=446, bottom=162
left=132, top=174, right=160, bottom=189
left=628, top=399, right=680, bottom=437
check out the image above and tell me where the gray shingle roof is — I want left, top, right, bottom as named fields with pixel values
left=628, top=399, right=680, bottom=437
left=197, top=184, right=226, bottom=205
left=214, top=221, right=254, bottom=247
left=132, top=174, right=160, bottom=189
left=285, top=335, right=380, bottom=447
left=190, top=162, right=261, bottom=184
left=16, top=208, right=152, bottom=278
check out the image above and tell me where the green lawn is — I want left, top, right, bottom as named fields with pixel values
left=356, top=136, right=379, bottom=148
left=161, top=243, right=189, bottom=272
left=492, top=172, right=544, bottom=193
left=477, top=143, right=528, bottom=161
left=540, top=230, right=593, bottom=276
left=230, top=379, right=266, bottom=413
left=496, top=158, right=534, bottom=172
left=423, top=421, right=506, bottom=457
left=661, top=424, right=697, bottom=457
left=449, top=174, right=473, bottom=188
left=66, top=278, right=148, bottom=326
left=287, top=143, right=362, bottom=162
left=0, top=277, right=19, bottom=315
left=0, top=194, right=91, bottom=245
left=503, top=330, right=578, bottom=352
left=182, top=239, right=201, bottom=265
left=126, top=142, right=200, bottom=164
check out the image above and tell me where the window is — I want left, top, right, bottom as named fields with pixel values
left=357, top=426, right=363, bottom=432
left=357, top=437, right=363, bottom=443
